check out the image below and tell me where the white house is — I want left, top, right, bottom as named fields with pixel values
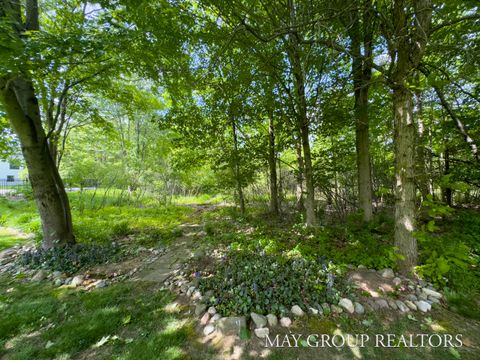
left=0, top=160, right=25, bottom=184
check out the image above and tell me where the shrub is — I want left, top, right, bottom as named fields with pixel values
left=18, top=243, right=122, bottom=274
left=198, top=250, right=342, bottom=316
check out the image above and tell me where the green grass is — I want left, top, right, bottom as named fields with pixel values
left=0, top=276, right=216, bottom=359
left=0, top=191, right=195, bottom=247
left=0, top=228, right=28, bottom=251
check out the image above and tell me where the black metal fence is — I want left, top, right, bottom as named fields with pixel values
left=0, top=179, right=30, bottom=196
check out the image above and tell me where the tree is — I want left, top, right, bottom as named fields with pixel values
left=0, top=0, right=75, bottom=249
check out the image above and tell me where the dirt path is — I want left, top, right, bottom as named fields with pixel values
left=132, top=223, right=204, bottom=283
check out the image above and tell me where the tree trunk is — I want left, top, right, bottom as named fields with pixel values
left=295, top=137, right=304, bottom=211
left=393, top=86, right=417, bottom=275
left=231, top=115, right=245, bottom=215
left=415, top=89, right=429, bottom=201
left=268, top=117, right=279, bottom=216
left=355, top=85, right=373, bottom=221
left=1, top=78, right=75, bottom=249
left=287, top=0, right=316, bottom=227
left=443, top=147, right=453, bottom=206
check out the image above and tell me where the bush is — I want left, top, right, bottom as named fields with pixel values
left=18, top=243, right=123, bottom=274
left=198, top=250, right=342, bottom=316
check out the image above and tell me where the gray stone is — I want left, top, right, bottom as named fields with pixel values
left=392, top=277, right=402, bottom=286
left=209, top=314, right=221, bottom=323
left=428, top=296, right=440, bottom=304
left=367, top=299, right=379, bottom=310
left=415, top=300, right=431, bottom=313
left=195, top=303, right=207, bottom=316
left=216, top=317, right=247, bottom=336
left=357, top=264, right=366, bottom=269
left=404, top=300, right=417, bottom=311
left=250, top=312, right=267, bottom=328
left=316, top=303, right=324, bottom=315
left=267, top=314, right=278, bottom=327
left=71, top=275, right=84, bottom=287
left=291, top=305, right=305, bottom=317
left=52, top=271, right=63, bottom=279
left=203, top=324, right=215, bottom=336
left=422, top=288, right=442, bottom=299
left=192, top=290, right=202, bottom=300
left=338, top=298, right=354, bottom=314
left=254, top=327, right=270, bottom=339
left=280, top=317, right=292, bottom=327
left=309, top=307, right=319, bottom=315
left=187, top=286, right=196, bottom=297
left=379, top=268, right=395, bottom=279
left=94, top=280, right=107, bottom=288
left=406, top=294, right=418, bottom=302
left=375, top=299, right=389, bottom=309
left=395, top=300, right=409, bottom=313
left=208, top=306, right=217, bottom=315
left=387, top=299, right=398, bottom=310
left=354, top=302, right=364, bottom=315
left=54, top=278, right=63, bottom=287
left=418, top=293, right=428, bottom=301
left=32, top=270, right=47, bottom=282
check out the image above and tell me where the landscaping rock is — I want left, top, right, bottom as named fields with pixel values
left=338, top=298, right=354, bottom=314
left=267, top=314, right=278, bottom=327
left=254, top=328, right=269, bottom=339
left=94, top=280, right=107, bottom=288
left=406, top=294, right=418, bottom=302
left=428, top=296, right=440, bottom=304
left=291, top=305, right=304, bottom=317
left=209, top=314, right=221, bottom=323
left=354, top=302, right=364, bottom=315
left=216, top=317, right=247, bottom=337
left=187, top=286, right=195, bottom=297
left=52, top=271, right=63, bottom=279
left=200, top=312, right=211, bottom=325
left=379, top=268, right=395, bottom=279
left=32, top=270, right=47, bottom=282
left=404, top=300, right=417, bottom=311
left=192, top=290, right=202, bottom=300
left=392, top=277, right=402, bottom=286
left=71, top=275, right=84, bottom=287
left=422, top=288, right=442, bottom=299
left=387, top=299, right=398, bottom=310
left=309, top=307, right=319, bottom=315
left=208, top=306, right=217, bottom=315
left=250, top=313, right=267, bottom=328
left=203, top=324, right=215, bottom=336
left=195, top=304, right=207, bottom=316
left=280, top=317, right=292, bottom=327
left=367, top=299, right=379, bottom=310
left=375, top=299, right=389, bottom=309
left=395, top=300, right=409, bottom=313
left=415, top=300, right=431, bottom=313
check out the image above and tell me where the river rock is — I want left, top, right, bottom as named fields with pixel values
left=254, top=328, right=269, bottom=338
left=379, top=268, right=395, bottom=279
left=338, top=298, right=354, bottom=313
left=280, top=317, right=292, bottom=327
left=250, top=312, right=267, bottom=328
left=291, top=305, right=304, bottom=317
left=354, top=302, right=365, bottom=314
left=267, top=314, right=278, bottom=326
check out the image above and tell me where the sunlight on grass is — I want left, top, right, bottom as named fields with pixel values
left=0, top=227, right=27, bottom=250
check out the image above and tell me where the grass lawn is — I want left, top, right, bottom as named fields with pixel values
left=0, top=276, right=217, bottom=360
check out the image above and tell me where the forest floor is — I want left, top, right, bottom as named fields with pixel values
left=0, top=197, right=479, bottom=359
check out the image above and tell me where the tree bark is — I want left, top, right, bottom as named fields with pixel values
left=268, top=116, right=279, bottom=216
left=230, top=114, right=245, bottom=215
left=1, top=78, right=75, bottom=249
left=393, top=86, right=417, bottom=275
left=295, top=136, right=304, bottom=211
left=414, top=88, right=429, bottom=201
